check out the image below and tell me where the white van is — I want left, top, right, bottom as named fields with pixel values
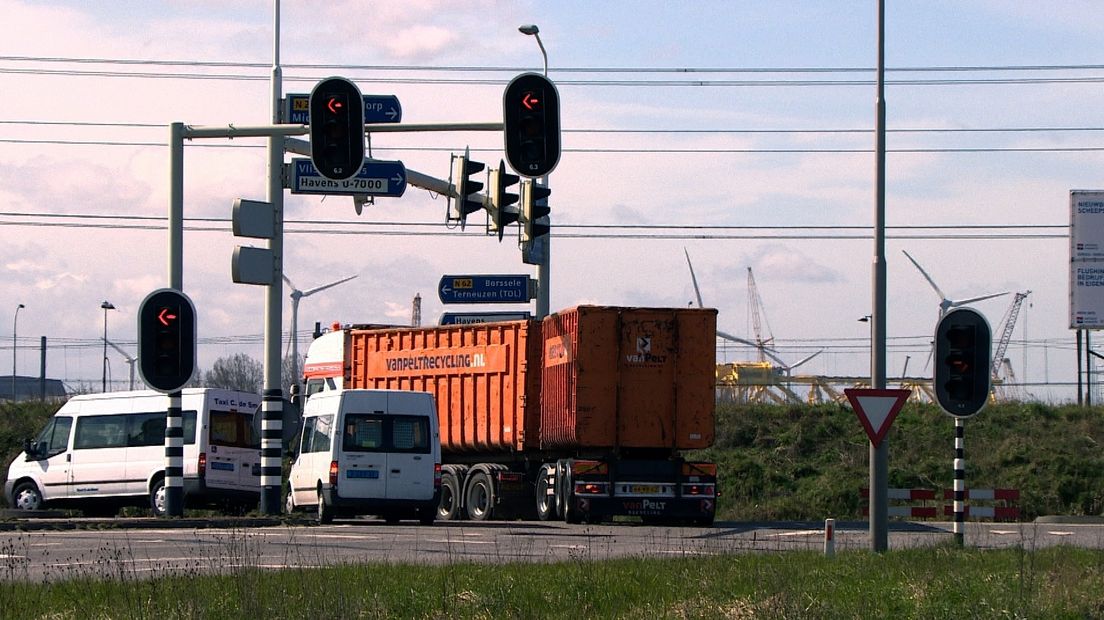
left=286, top=389, right=440, bottom=524
left=4, top=388, right=261, bottom=516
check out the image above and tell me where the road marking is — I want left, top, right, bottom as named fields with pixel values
left=427, top=539, right=493, bottom=545
left=0, top=554, right=27, bottom=560
left=989, top=530, right=1017, bottom=535
left=1048, top=531, right=1073, bottom=537
left=764, top=530, right=821, bottom=538
left=550, top=544, right=588, bottom=551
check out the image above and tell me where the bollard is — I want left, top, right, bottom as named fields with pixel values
left=824, top=518, right=835, bottom=557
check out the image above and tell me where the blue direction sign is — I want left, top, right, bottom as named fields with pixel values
left=438, top=275, right=532, bottom=304
left=440, top=311, right=532, bottom=325
left=290, top=158, right=406, bottom=197
left=284, top=93, right=402, bottom=124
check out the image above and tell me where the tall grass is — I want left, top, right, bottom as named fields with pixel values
left=1, top=528, right=1103, bottom=619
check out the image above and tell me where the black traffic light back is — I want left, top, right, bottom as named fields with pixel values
left=520, top=179, right=551, bottom=242
left=934, top=307, right=991, bottom=417
left=489, top=161, right=520, bottom=241
left=309, top=77, right=365, bottom=181
left=503, top=73, right=561, bottom=178
left=138, top=288, right=197, bottom=394
left=451, top=152, right=485, bottom=229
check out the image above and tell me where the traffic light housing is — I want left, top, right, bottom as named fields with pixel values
left=450, top=150, right=485, bottom=230
left=138, top=288, right=197, bottom=393
left=934, top=307, right=991, bottom=417
left=309, top=77, right=364, bottom=181
left=488, top=161, right=520, bottom=241
left=520, top=179, right=551, bottom=243
left=504, top=73, right=561, bottom=178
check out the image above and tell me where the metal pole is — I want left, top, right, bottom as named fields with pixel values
left=1087, top=330, right=1093, bottom=407
left=1077, top=329, right=1084, bottom=406
left=259, top=0, right=285, bottom=515
left=870, top=0, right=889, bottom=553
left=38, top=336, right=45, bottom=401
left=165, top=121, right=186, bottom=517
left=953, top=418, right=966, bottom=547
left=12, top=303, right=22, bottom=401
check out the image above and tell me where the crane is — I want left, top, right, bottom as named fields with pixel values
left=991, top=290, right=1031, bottom=380
left=746, top=267, right=774, bottom=362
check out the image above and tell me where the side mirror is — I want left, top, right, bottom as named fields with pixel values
left=23, top=439, right=41, bottom=461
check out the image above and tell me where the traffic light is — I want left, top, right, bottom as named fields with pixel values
left=934, top=307, right=991, bottom=417
left=488, top=161, right=520, bottom=241
left=138, top=288, right=197, bottom=394
left=503, top=72, right=561, bottom=178
left=309, top=77, right=364, bottom=181
left=520, top=179, right=551, bottom=243
left=450, top=150, right=485, bottom=230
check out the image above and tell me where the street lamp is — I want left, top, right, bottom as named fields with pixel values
left=101, top=301, right=115, bottom=392
left=12, top=303, right=24, bottom=401
left=518, top=24, right=548, bottom=76
left=519, top=23, right=551, bottom=317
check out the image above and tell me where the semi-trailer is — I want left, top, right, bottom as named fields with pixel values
left=301, top=305, right=719, bottom=524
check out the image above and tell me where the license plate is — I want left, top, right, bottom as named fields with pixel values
left=630, top=485, right=660, bottom=494
left=346, top=469, right=380, bottom=479
left=210, top=462, right=234, bottom=472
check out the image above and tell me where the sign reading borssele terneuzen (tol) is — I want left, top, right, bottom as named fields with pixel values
left=438, top=275, right=532, bottom=304
left=290, top=158, right=406, bottom=197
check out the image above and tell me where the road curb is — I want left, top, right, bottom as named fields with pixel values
left=0, top=513, right=294, bottom=531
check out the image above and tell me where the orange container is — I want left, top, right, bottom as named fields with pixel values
left=540, top=306, right=717, bottom=450
left=347, top=320, right=542, bottom=454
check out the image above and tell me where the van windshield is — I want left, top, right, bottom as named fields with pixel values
left=342, top=414, right=430, bottom=454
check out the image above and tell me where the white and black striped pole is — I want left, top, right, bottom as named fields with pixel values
left=165, top=391, right=184, bottom=516
left=953, top=418, right=966, bottom=547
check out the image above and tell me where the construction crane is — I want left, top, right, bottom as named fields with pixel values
left=991, top=290, right=1031, bottom=380
left=746, top=267, right=774, bottom=362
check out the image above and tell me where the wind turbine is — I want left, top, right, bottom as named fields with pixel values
left=283, top=273, right=358, bottom=390
left=901, top=250, right=1008, bottom=316
left=683, top=249, right=822, bottom=374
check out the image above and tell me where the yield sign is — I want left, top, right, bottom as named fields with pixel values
left=845, top=388, right=910, bottom=448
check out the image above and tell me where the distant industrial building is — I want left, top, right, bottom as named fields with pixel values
left=0, top=375, right=68, bottom=402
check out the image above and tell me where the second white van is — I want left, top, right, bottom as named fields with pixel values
left=4, top=388, right=261, bottom=516
left=286, top=389, right=441, bottom=524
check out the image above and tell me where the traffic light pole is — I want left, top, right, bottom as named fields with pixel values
left=869, top=0, right=889, bottom=553
left=259, top=3, right=284, bottom=516
left=535, top=177, right=551, bottom=318
left=166, top=122, right=186, bottom=517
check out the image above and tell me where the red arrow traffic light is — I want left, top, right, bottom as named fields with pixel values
left=522, top=91, right=541, bottom=111
left=327, top=97, right=343, bottom=114
left=157, top=308, right=177, bottom=327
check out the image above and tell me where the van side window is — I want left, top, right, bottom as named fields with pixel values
left=74, top=415, right=128, bottom=450
left=127, top=412, right=166, bottom=447
left=183, top=410, right=197, bottom=445
left=210, top=410, right=257, bottom=449
left=310, top=415, right=333, bottom=453
left=300, top=417, right=316, bottom=453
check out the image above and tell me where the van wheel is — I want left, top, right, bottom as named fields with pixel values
left=149, top=478, right=167, bottom=517
left=465, top=471, right=494, bottom=521
left=535, top=464, right=557, bottom=521
left=316, top=490, right=333, bottom=524
left=437, top=471, right=462, bottom=521
left=13, top=481, right=43, bottom=511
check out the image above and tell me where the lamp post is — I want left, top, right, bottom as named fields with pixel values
left=12, top=303, right=24, bottom=401
left=519, top=23, right=552, bottom=317
left=100, top=301, right=115, bottom=392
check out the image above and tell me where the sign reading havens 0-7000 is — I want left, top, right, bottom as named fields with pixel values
left=367, top=344, right=507, bottom=377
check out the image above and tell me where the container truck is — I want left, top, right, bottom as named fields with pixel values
left=301, top=305, right=719, bottom=525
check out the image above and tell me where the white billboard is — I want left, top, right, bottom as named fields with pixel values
left=1070, top=190, right=1104, bottom=329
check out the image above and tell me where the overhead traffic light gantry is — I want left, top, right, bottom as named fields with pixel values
left=934, top=307, right=992, bottom=417
left=309, top=77, right=365, bottom=181
left=503, top=73, right=561, bottom=178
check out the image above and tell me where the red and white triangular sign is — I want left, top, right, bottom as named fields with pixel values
left=845, top=388, right=910, bottom=448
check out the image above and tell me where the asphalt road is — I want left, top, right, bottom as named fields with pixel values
left=2, top=518, right=1102, bottom=582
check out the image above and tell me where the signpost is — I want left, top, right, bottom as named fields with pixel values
left=290, top=158, right=406, bottom=197
left=438, top=275, right=532, bottom=304
left=284, top=93, right=402, bottom=125
left=440, top=311, right=532, bottom=325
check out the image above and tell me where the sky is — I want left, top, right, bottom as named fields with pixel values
left=2, top=0, right=1100, bottom=402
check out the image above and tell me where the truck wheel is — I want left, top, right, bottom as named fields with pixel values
left=535, top=464, right=557, bottom=521
left=12, top=481, right=43, bottom=511
left=464, top=471, right=494, bottom=521
left=437, top=470, right=462, bottom=521
left=316, top=489, right=333, bottom=524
